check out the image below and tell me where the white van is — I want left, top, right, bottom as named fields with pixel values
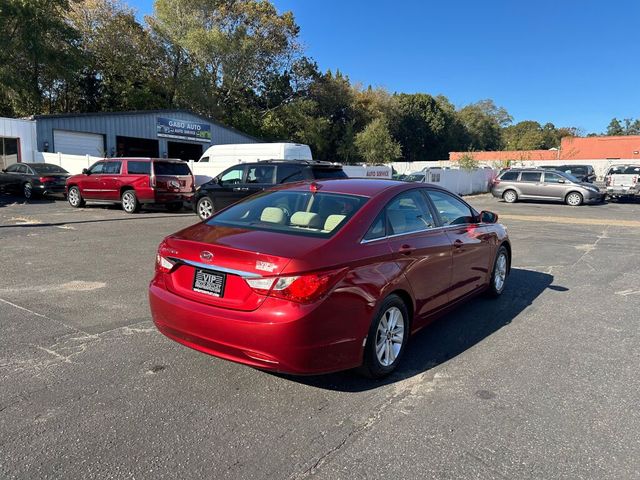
left=198, top=143, right=312, bottom=163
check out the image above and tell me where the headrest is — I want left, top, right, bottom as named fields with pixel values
left=290, top=211, right=322, bottom=228
left=260, top=207, right=287, bottom=224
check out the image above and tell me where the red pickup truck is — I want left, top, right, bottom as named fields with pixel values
left=66, top=158, right=194, bottom=213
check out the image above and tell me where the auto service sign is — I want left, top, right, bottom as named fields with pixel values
left=157, top=117, right=212, bottom=142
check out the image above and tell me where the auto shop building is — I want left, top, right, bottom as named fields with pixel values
left=34, top=110, right=256, bottom=161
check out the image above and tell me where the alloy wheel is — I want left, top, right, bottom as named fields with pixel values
left=503, top=190, right=517, bottom=203
left=566, top=192, right=582, bottom=206
left=198, top=197, right=214, bottom=220
left=122, top=192, right=136, bottom=212
left=23, top=183, right=32, bottom=199
left=68, top=188, right=79, bottom=206
left=375, top=306, right=405, bottom=367
left=494, top=252, right=508, bottom=291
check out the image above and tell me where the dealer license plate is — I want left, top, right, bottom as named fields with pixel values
left=192, top=268, right=226, bottom=297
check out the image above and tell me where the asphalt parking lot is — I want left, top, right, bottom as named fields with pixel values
left=1, top=192, right=639, bottom=479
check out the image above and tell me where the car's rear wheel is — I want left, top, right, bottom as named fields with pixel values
left=358, top=294, right=409, bottom=378
left=196, top=196, right=214, bottom=220
left=565, top=191, right=583, bottom=206
left=67, top=186, right=85, bottom=208
left=487, top=245, right=509, bottom=297
left=23, top=182, right=33, bottom=199
left=121, top=190, right=140, bottom=213
left=503, top=189, right=517, bottom=203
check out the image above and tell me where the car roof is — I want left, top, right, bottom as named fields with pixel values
left=98, top=158, right=184, bottom=162
left=255, top=159, right=342, bottom=167
left=275, top=178, right=445, bottom=197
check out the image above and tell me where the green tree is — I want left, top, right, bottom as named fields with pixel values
left=0, top=0, right=81, bottom=115
left=355, top=118, right=401, bottom=165
left=458, top=152, right=479, bottom=171
left=458, top=99, right=511, bottom=151
left=606, top=118, right=624, bottom=135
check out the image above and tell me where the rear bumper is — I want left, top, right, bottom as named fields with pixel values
left=37, top=184, right=66, bottom=195
left=149, top=278, right=365, bottom=374
left=606, top=187, right=639, bottom=197
left=140, top=192, right=194, bottom=205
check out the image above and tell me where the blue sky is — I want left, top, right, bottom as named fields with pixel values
left=129, top=0, right=639, bottom=133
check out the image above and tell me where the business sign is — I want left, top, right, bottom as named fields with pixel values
left=156, top=117, right=212, bottom=143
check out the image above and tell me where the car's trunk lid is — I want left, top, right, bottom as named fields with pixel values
left=161, top=224, right=323, bottom=311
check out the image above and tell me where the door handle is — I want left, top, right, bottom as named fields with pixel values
left=453, top=239, right=464, bottom=249
left=399, top=244, right=414, bottom=255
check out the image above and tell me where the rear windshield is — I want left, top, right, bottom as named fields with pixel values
left=208, top=190, right=367, bottom=237
left=310, top=168, right=347, bottom=179
left=31, top=164, right=68, bottom=174
left=153, top=161, right=191, bottom=176
left=609, top=166, right=640, bottom=175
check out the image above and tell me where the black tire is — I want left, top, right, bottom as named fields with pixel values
left=23, top=182, right=34, bottom=199
left=487, top=245, right=509, bottom=297
left=196, top=195, right=215, bottom=220
left=167, top=202, right=183, bottom=212
left=121, top=189, right=140, bottom=213
left=358, top=294, right=410, bottom=379
left=565, top=191, right=583, bottom=206
left=503, top=189, right=518, bottom=203
left=67, top=186, right=85, bottom=208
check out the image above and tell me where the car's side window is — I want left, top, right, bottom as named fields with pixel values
left=520, top=171, right=542, bottom=182
left=16, top=164, right=28, bottom=174
left=276, top=165, right=304, bottom=183
left=544, top=172, right=564, bottom=184
left=219, top=166, right=244, bottom=184
left=127, top=161, right=151, bottom=175
left=500, top=171, right=519, bottom=181
left=24, top=166, right=35, bottom=175
left=89, top=162, right=106, bottom=174
left=386, top=190, right=435, bottom=235
left=247, top=165, right=275, bottom=184
left=103, top=161, right=122, bottom=174
left=427, top=190, right=475, bottom=226
left=6, top=163, right=20, bottom=173
left=363, top=213, right=386, bottom=241
left=199, top=156, right=209, bottom=163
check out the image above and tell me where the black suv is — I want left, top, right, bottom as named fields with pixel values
left=193, top=160, right=347, bottom=220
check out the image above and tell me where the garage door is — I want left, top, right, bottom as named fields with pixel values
left=53, top=130, right=104, bottom=156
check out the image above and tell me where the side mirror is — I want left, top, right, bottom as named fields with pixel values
left=213, top=177, right=221, bottom=185
left=557, top=179, right=565, bottom=184
left=480, top=210, right=498, bottom=224
left=1, top=168, right=6, bottom=173
left=82, top=168, right=90, bottom=175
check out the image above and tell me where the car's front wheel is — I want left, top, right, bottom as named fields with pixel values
left=565, top=191, right=583, bottom=206
left=67, top=186, right=85, bottom=208
left=359, top=294, right=409, bottom=378
left=196, top=196, right=214, bottom=220
left=121, top=190, right=140, bottom=213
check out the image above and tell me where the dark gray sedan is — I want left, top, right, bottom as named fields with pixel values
left=0, top=163, right=70, bottom=199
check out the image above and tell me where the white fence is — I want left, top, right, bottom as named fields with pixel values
left=34, top=152, right=102, bottom=174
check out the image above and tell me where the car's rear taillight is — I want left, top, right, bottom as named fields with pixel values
left=150, top=175, right=157, bottom=189
left=155, top=241, right=178, bottom=273
left=39, top=176, right=55, bottom=183
left=633, top=176, right=638, bottom=184
left=245, top=269, right=346, bottom=304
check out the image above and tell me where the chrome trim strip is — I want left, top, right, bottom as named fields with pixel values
left=168, top=257, right=262, bottom=278
left=360, top=223, right=482, bottom=244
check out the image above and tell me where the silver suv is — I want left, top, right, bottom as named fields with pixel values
left=491, top=168, right=604, bottom=206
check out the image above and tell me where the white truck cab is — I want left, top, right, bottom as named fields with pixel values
left=198, top=143, right=313, bottom=163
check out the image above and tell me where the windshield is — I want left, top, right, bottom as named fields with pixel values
left=404, top=174, right=425, bottom=182
left=32, top=164, right=68, bottom=174
left=208, top=190, right=367, bottom=237
left=556, top=170, right=581, bottom=183
left=153, top=161, right=191, bottom=176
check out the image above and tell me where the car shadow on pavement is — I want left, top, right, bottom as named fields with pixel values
left=0, top=192, right=60, bottom=207
left=280, top=268, right=558, bottom=392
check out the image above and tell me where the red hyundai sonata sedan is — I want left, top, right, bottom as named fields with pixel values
left=149, top=179, right=511, bottom=378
